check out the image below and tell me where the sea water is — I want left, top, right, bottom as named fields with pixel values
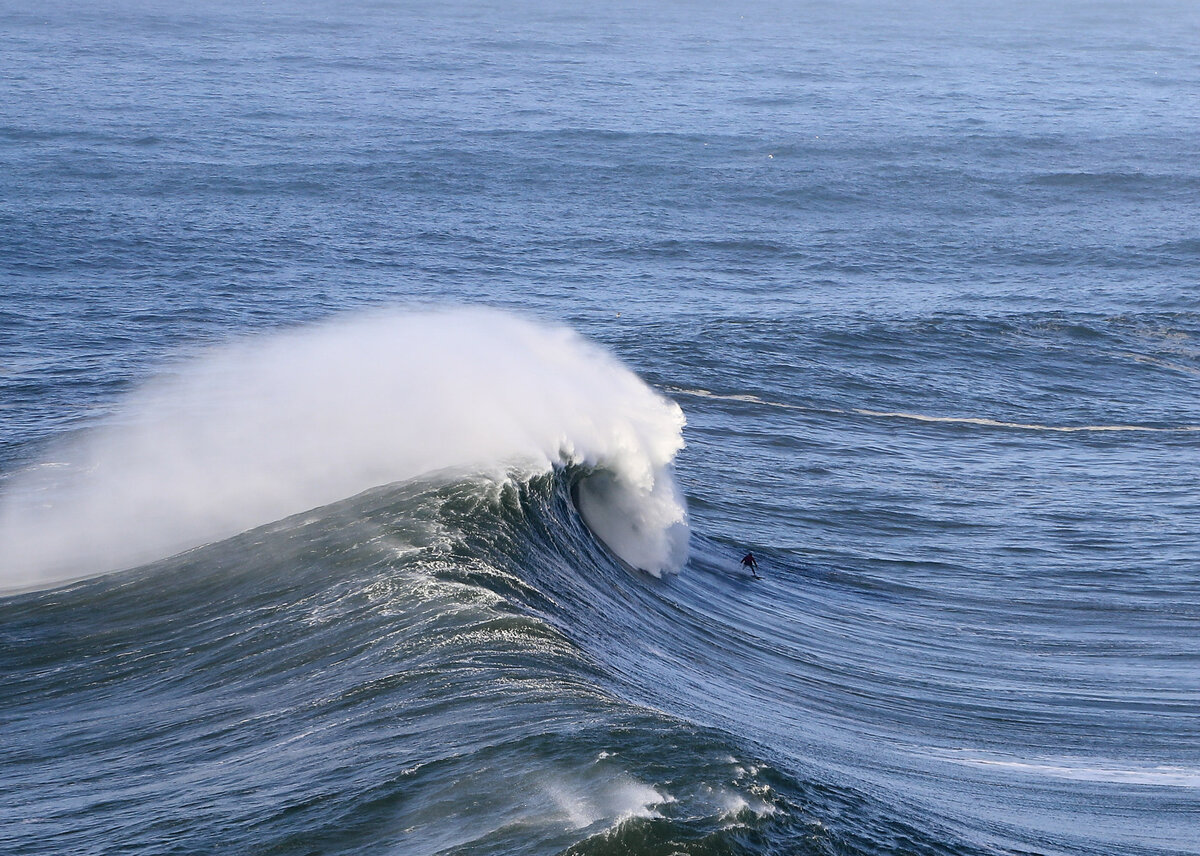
left=2, top=1, right=1198, bottom=854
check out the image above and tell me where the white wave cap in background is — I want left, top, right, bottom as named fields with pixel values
left=0, top=308, right=689, bottom=591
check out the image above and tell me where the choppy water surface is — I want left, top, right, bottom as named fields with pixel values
left=2, top=1, right=1198, bottom=854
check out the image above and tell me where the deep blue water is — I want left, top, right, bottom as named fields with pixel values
left=2, top=1, right=1199, bottom=854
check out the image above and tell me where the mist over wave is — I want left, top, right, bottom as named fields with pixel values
left=0, top=308, right=689, bottom=591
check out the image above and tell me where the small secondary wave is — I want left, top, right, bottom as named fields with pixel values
left=669, top=387, right=1200, bottom=433
left=0, top=309, right=689, bottom=592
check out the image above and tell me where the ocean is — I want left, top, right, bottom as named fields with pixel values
left=1, top=1, right=1198, bottom=854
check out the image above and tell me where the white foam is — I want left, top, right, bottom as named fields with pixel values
left=0, top=308, right=689, bottom=591
left=548, top=776, right=669, bottom=829
left=956, top=756, right=1200, bottom=788
left=667, top=386, right=1200, bottom=433
left=934, top=749, right=1200, bottom=788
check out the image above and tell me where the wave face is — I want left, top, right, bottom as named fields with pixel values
left=0, top=309, right=688, bottom=591
left=0, top=467, right=978, bottom=856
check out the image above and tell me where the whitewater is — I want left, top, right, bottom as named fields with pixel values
left=0, top=309, right=689, bottom=590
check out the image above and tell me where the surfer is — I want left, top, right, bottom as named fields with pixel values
left=740, top=551, right=759, bottom=578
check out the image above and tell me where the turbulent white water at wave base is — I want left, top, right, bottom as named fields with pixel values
left=0, top=308, right=689, bottom=591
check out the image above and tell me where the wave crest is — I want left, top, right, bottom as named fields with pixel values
left=0, top=308, right=688, bottom=591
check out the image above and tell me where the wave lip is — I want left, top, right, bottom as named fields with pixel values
left=0, top=308, right=689, bottom=591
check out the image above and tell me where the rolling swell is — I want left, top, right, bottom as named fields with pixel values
left=0, top=465, right=970, bottom=856
left=5, top=307, right=1192, bottom=855
left=0, top=310, right=1110, bottom=856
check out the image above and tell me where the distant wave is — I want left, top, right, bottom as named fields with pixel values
left=0, top=309, right=689, bottom=592
left=669, top=387, right=1200, bottom=433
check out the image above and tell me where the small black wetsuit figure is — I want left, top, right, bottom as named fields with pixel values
left=740, top=552, right=759, bottom=578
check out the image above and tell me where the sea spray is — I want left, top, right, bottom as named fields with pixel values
left=0, top=308, right=689, bottom=591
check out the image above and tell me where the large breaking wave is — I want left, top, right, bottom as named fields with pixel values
left=0, top=308, right=689, bottom=592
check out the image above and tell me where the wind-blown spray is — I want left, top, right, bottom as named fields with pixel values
left=0, top=309, right=689, bottom=591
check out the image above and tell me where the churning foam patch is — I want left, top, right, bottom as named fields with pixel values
left=548, top=777, right=669, bottom=830
left=0, top=308, right=689, bottom=592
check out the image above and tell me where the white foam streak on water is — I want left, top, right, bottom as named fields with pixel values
left=952, top=756, right=1200, bottom=788
left=669, top=387, right=1200, bottom=433
left=0, top=309, right=689, bottom=591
